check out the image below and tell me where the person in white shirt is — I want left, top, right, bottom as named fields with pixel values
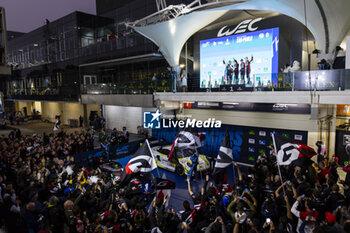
left=181, top=70, right=187, bottom=92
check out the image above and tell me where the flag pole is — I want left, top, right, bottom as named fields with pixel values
left=146, top=139, right=161, bottom=178
left=229, top=132, right=237, bottom=185
left=232, top=161, right=237, bottom=186
left=271, top=133, right=286, bottom=196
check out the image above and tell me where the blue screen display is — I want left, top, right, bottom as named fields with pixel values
left=200, top=27, right=279, bottom=88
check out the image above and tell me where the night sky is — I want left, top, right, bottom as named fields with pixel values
left=1, top=0, right=96, bottom=32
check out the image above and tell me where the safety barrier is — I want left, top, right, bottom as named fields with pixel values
left=73, top=139, right=151, bottom=167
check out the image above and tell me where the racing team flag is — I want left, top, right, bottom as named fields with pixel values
left=215, top=130, right=233, bottom=168
left=168, top=129, right=203, bottom=160
left=120, top=139, right=157, bottom=185
left=176, top=130, right=202, bottom=150
left=212, top=131, right=232, bottom=185
left=272, top=134, right=317, bottom=165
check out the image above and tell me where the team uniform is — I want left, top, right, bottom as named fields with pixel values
left=240, top=60, right=245, bottom=84
left=233, top=60, right=239, bottom=84
left=245, top=56, right=253, bottom=85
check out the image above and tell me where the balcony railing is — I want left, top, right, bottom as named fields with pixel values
left=81, top=79, right=172, bottom=95
left=6, top=86, right=79, bottom=101
left=81, top=69, right=350, bottom=95
left=198, top=69, right=350, bottom=92
left=7, top=87, right=60, bottom=96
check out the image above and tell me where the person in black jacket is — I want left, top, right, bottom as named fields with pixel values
left=233, top=59, right=239, bottom=84
left=23, top=202, right=40, bottom=233
left=325, top=184, right=345, bottom=212
left=239, top=59, right=245, bottom=84
left=47, top=195, right=65, bottom=233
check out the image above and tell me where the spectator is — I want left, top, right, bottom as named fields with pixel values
left=111, top=128, right=119, bottom=138
left=317, top=161, right=331, bottom=184
left=122, top=126, right=129, bottom=143
left=79, top=115, right=83, bottom=127
left=23, top=202, right=40, bottom=233
left=181, top=70, right=188, bottom=92
left=47, top=196, right=65, bottom=233
left=291, top=196, right=319, bottom=233
left=0, top=128, right=347, bottom=233
left=321, top=212, right=338, bottom=233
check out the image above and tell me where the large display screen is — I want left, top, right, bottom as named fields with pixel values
left=200, top=27, right=279, bottom=88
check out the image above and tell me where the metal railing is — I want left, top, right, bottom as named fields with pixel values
left=199, top=69, right=350, bottom=92
left=6, top=86, right=79, bottom=100
left=8, top=69, right=350, bottom=98
left=81, top=79, right=172, bottom=95
left=7, top=87, right=60, bottom=96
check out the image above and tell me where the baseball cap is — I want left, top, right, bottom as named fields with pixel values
left=325, top=212, right=336, bottom=224
left=222, top=195, right=230, bottom=206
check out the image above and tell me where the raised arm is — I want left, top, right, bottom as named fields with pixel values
left=284, top=195, right=293, bottom=220
left=227, top=197, right=238, bottom=224
left=202, top=174, right=210, bottom=195
left=275, top=182, right=285, bottom=198
left=186, top=178, right=194, bottom=196
left=234, top=162, right=243, bottom=181
left=248, top=191, right=257, bottom=207
left=233, top=222, right=239, bottom=233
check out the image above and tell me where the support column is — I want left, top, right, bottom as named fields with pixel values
left=346, top=36, right=350, bottom=69
left=83, top=104, right=88, bottom=127
left=317, top=104, right=337, bottom=161
left=328, top=104, right=337, bottom=158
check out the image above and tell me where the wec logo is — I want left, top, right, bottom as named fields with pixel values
left=217, top=18, right=262, bottom=37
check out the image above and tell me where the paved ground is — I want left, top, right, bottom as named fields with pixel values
left=0, top=120, right=144, bottom=149
left=0, top=120, right=83, bottom=136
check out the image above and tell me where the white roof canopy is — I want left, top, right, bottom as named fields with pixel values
left=128, top=0, right=350, bottom=67
left=130, top=10, right=228, bottom=67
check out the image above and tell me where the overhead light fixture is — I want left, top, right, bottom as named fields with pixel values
left=197, top=102, right=219, bottom=106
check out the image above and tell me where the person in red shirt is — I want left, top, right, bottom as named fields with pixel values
left=244, top=55, right=253, bottom=85
left=291, top=196, right=319, bottom=233
left=317, top=161, right=331, bottom=184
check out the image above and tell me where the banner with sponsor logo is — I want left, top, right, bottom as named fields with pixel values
left=152, top=124, right=307, bottom=165
left=183, top=102, right=311, bottom=114
left=337, top=105, right=350, bottom=116
left=293, top=70, right=343, bottom=91
left=335, top=130, right=350, bottom=166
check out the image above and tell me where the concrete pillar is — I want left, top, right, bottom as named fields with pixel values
left=346, top=36, right=350, bottom=69
left=317, top=104, right=337, bottom=160
left=328, top=105, right=337, bottom=157
left=83, top=104, right=88, bottom=127
left=14, top=101, right=19, bottom=112
left=59, top=103, right=64, bottom=124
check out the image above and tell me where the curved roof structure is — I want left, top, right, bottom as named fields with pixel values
left=127, top=0, right=350, bottom=67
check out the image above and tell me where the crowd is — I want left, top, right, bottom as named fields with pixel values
left=0, top=128, right=350, bottom=233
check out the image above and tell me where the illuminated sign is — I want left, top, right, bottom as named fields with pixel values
left=337, top=105, right=350, bottom=116
left=217, top=18, right=263, bottom=37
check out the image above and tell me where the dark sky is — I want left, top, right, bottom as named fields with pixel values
left=1, top=0, right=96, bottom=32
